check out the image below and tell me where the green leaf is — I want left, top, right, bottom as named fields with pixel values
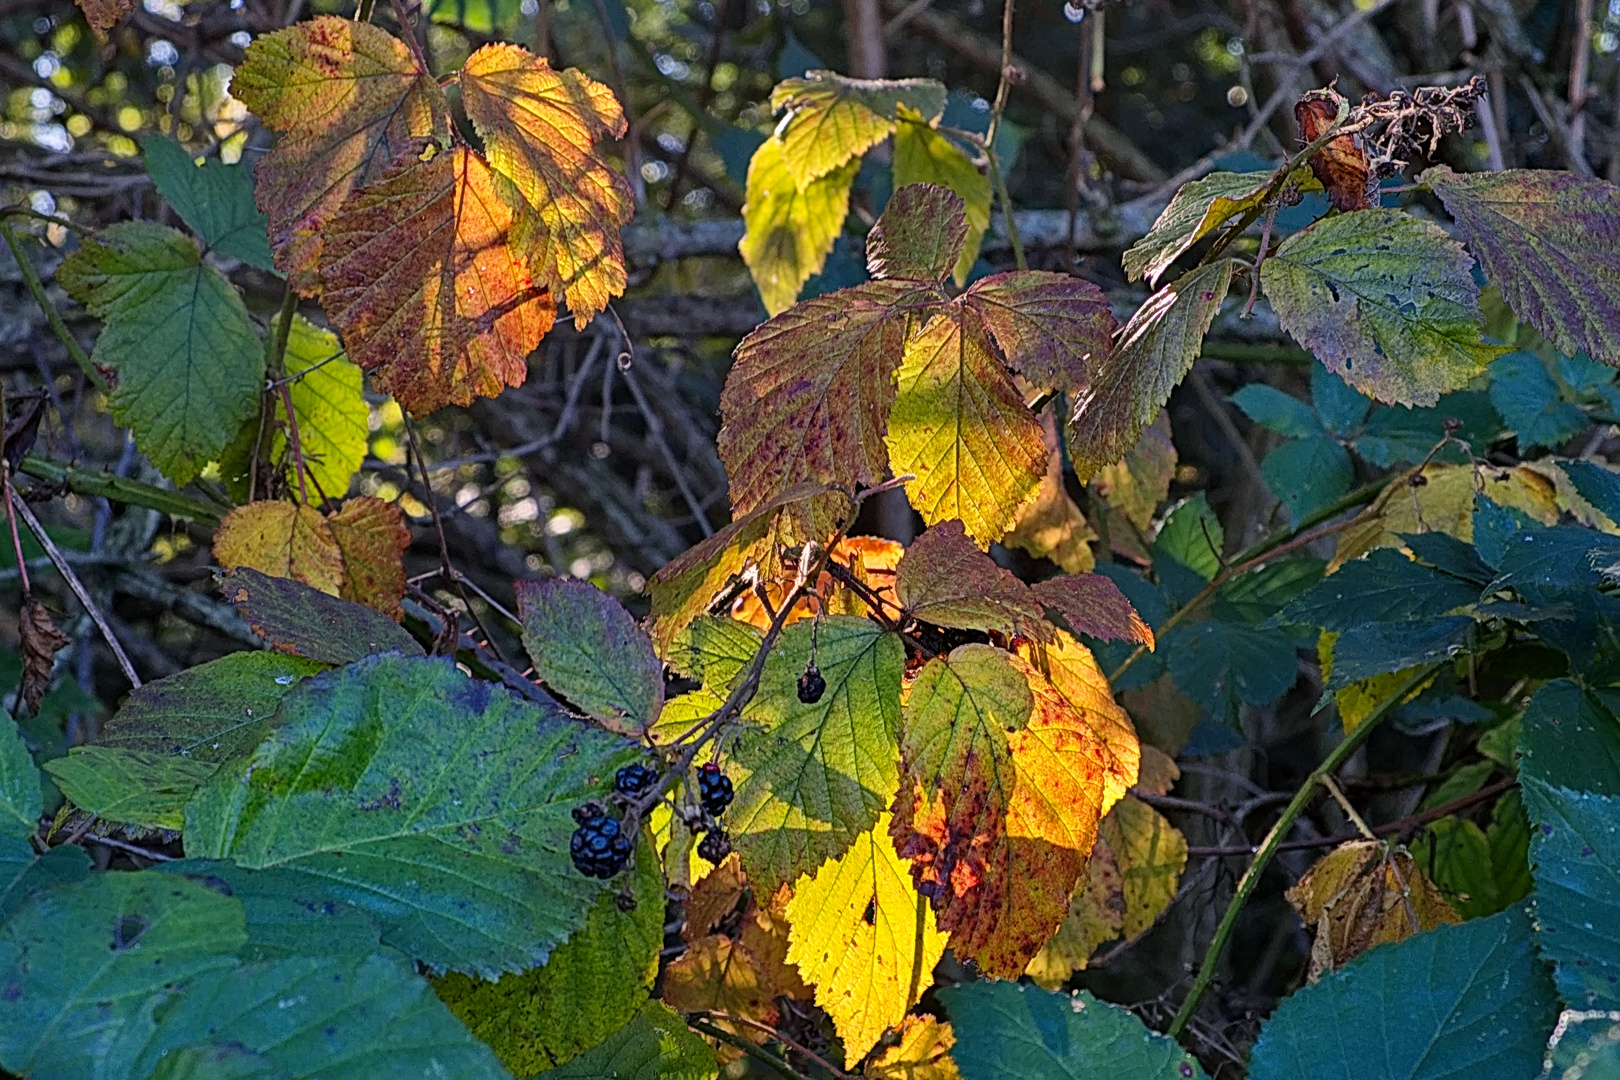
left=1352, top=391, right=1504, bottom=468
left=1523, top=781, right=1620, bottom=1009
left=96, top=651, right=326, bottom=764
left=1275, top=549, right=1480, bottom=631
left=185, top=654, right=640, bottom=976
left=1071, top=259, right=1233, bottom=481
left=1246, top=908, right=1558, bottom=1080
left=1231, top=383, right=1322, bottom=439
left=1517, top=680, right=1620, bottom=798
left=1423, top=166, right=1620, bottom=365
left=865, top=182, right=967, bottom=283
left=1489, top=350, right=1589, bottom=452
left=892, top=125, right=990, bottom=284
left=516, top=577, right=663, bottom=734
left=1166, top=617, right=1298, bottom=712
left=1408, top=816, right=1503, bottom=919
left=58, top=221, right=264, bottom=485
left=155, top=859, right=384, bottom=960
left=433, top=840, right=664, bottom=1074
left=885, top=306, right=1046, bottom=546
left=729, top=616, right=903, bottom=889
left=221, top=566, right=424, bottom=664
left=544, top=1001, right=717, bottom=1080
left=1324, top=617, right=1472, bottom=690
left=1489, top=524, right=1620, bottom=591
left=770, top=70, right=946, bottom=188
left=1261, top=434, right=1354, bottom=526
left=678, top=616, right=764, bottom=689
left=141, top=137, right=277, bottom=271
left=1262, top=209, right=1500, bottom=406
left=1562, top=459, right=1620, bottom=525
left=44, top=747, right=218, bottom=829
left=275, top=315, right=368, bottom=501
left=1154, top=493, right=1224, bottom=581
left=142, top=1044, right=287, bottom=1080
left=0, top=713, right=41, bottom=837
left=1312, top=365, right=1372, bottom=436
left=740, top=137, right=859, bottom=316
left=0, top=838, right=88, bottom=922
left=940, top=981, right=1210, bottom=1080
left=1122, top=169, right=1272, bottom=285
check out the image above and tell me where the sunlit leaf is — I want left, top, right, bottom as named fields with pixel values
left=1030, top=573, right=1154, bottom=648
left=1091, top=408, right=1176, bottom=535
left=214, top=500, right=345, bottom=597
left=1122, top=170, right=1272, bottom=285
left=785, top=813, right=948, bottom=1060
left=274, top=315, right=368, bottom=502
left=866, top=182, right=969, bottom=284
left=770, top=70, right=946, bottom=188
left=1071, top=260, right=1232, bottom=481
left=1331, top=463, right=1559, bottom=568
left=233, top=16, right=451, bottom=292
left=895, top=519, right=1051, bottom=641
left=1296, top=89, right=1374, bottom=212
left=58, top=222, right=264, bottom=485
left=864, top=1015, right=961, bottom=1080
left=961, top=271, right=1115, bottom=396
left=1004, top=413, right=1097, bottom=574
left=141, top=136, right=275, bottom=271
left=892, top=125, right=990, bottom=284
left=460, top=43, right=635, bottom=326
left=326, top=495, right=411, bottom=618
left=516, top=576, right=663, bottom=733
left=1262, top=209, right=1500, bottom=406
left=1424, top=166, right=1620, bottom=365
left=319, top=145, right=556, bottom=417
left=740, top=138, right=861, bottom=316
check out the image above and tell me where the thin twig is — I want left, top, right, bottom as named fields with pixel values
left=0, top=219, right=108, bottom=393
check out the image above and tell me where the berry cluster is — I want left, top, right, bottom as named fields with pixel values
left=570, top=803, right=632, bottom=879
left=615, top=763, right=657, bottom=798
left=698, top=762, right=734, bottom=815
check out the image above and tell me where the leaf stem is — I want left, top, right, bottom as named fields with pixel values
left=0, top=218, right=109, bottom=393
left=16, top=454, right=222, bottom=523
left=1165, top=662, right=1441, bottom=1039
left=984, top=0, right=1016, bottom=152
left=685, top=1018, right=811, bottom=1080
left=986, top=147, right=1026, bottom=271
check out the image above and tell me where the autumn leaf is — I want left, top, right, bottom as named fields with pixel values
left=961, top=271, right=1116, bottom=396
left=319, top=145, right=556, bottom=417
left=740, top=138, right=861, bottom=316
left=1030, top=573, right=1153, bottom=649
left=76, top=0, right=132, bottom=38
left=894, top=519, right=1051, bottom=642
left=1122, top=170, right=1274, bottom=285
left=233, top=16, right=451, bottom=293
left=1295, top=89, right=1374, bottom=213
left=730, top=536, right=905, bottom=630
left=1070, top=260, right=1233, bottom=482
left=770, top=70, right=946, bottom=189
left=1423, top=166, right=1620, bottom=365
left=1261, top=209, right=1501, bottom=406
left=214, top=500, right=346, bottom=597
left=459, top=44, right=635, bottom=327
left=1091, top=408, right=1177, bottom=535
left=1331, top=463, right=1559, bottom=569
left=864, top=1015, right=962, bottom=1080
left=784, top=813, right=948, bottom=1061
left=1017, top=631, right=1140, bottom=810
left=326, top=496, right=411, bottom=619
left=866, top=183, right=970, bottom=285
left=1287, top=839, right=1459, bottom=980
left=1004, top=412, right=1096, bottom=574
left=892, top=122, right=990, bottom=285
left=19, top=600, right=70, bottom=716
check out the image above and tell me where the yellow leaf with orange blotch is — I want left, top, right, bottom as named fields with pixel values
left=1287, top=840, right=1459, bottom=980
left=232, top=17, right=450, bottom=294
left=892, top=643, right=1135, bottom=976
left=327, top=496, right=411, bottom=619
left=730, top=535, right=903, bottom=630
left=865, top=1015, right=962, bottom=1080
left=459, top=44, right=635, bottom=327
left=214, top=501, right=345, bottom=596
left=319, top=146, right=556, bottom=417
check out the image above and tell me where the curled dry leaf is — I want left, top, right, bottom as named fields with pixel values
left=1296, top=89, right=1375, bottom=213
left=19, top=600, right=70, bottom=716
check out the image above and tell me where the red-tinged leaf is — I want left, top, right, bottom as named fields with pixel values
left=1031, top=573, right=1154, bottom=649
left=326, top=496, right=411, bottom=620
left=1423, top=166, right=1620, bottom=365
left=895, top=519, right=1051, bottom=641
left=459, top=43, right=635, bottom=327
left=232, top=17, right=450, bottom=293
left=1017, top=632, right=1140, bottom=811
left=220, top=566, right=424, bottom=664
left=886, top=309, right=1046, bottom=546
left=718, top=281, right=931, bottom=524
left=213, top=500, right=345, bottom=597
left=319, top=146, right=556, bottom=417
left=76, top=0, right=131, bottom=37
left=1070, top=259, right=1233, bottom=481
left=1296, top=89, right=1374, bottom=213
left=962, top=271, right=1117, bottom=394
left=866, top=183, right=968, bottom=283
left=515, top=577, right=663, bottom=733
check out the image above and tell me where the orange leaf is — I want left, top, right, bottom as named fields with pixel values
left=460, top=44, right=635, bottom=327
left=214, top=500, right=345, bottom=597
left=327, top=496, right=411, bottom=619
left=319, top=146, right=555, bottom=417
left=1295, top=89, right=1374, bottom=213
left=232, top=17, right=450, bottom=293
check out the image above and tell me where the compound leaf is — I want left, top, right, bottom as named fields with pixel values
left=459, top=43, right=635, bottom=326
left=232, top=16, right=450, bottom=292
left=1122, top=170, right=1272, bottom=286
left=58, top=222, right=263, bottom=485
left=1262, top=209, right=1500, bottom=406
left=141, top=136, right=275, bottom=271
left=740, top=137, right=860, bottom=316
left=1423, top=166, right=1620, bottom=365
left=319, top=146, right=556, bottom=416
left=770, top=70, right=946, bottom=189
left=516, top=576, right=663, bottom=734
left=895, top=519, right=1051, bottom=641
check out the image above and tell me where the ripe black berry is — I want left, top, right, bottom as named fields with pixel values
left=699, top=762, right=734, bottom=816
left=615, top=763, right=657, bottom=798
left=571, top=801, right=605, bottom=825
left=798, top=662, right=826, bottom=704
left=571, top=811, right=632, bottom=878
left=697, top=826, right=732, bottom=864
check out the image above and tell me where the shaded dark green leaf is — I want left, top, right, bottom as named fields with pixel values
left=1522, top=780, right=1620, bottom=1009
left=221, top=567, right=423, bottom=665
left=1261, top=435, right=1354, bottom=526
left=1326, top=617, right=1473, bottom=689
left=1488, top=350, right=1589, bottom=452
left=1274, top=549, right=1480, bottom=632
left=1232, top=384, right=1321, bottom=438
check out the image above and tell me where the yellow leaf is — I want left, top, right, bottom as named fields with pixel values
left=459, top=43, right=635, bottom=327
left=1005, top=412, right=1097, bottom=573
left=785, top=814, right=949, bottom=1061
left=213, top=500, right=344, bottom=596
left=1023, top=838, right=1123, bottom=988
left=893, top=117, right=990, bottom=286
left=740, top=138, right=859, bottom=316
left=232, top=16, right=451, bottom=293
left=326, top=496, right=411, bottom=619
left=1317, top=631, right=1436, bottom=733
left=886, top=311, right=1046, bottom=547
left=864, top=1015, right=962, bottom=1080
left=1090, top=408, right=1177, bottom=535
left=274, top=315, right=368, bottom=503
left=770, top=70, right=946, bottom=189
left=1332, top=463, right=1558, bottom=568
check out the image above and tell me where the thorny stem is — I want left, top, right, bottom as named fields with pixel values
left=15, top=455, right=220, bottom=523
left=276, top=382, right=311, bottom=506
left=0, top=219, right=109, bottom=393
left=1166, top=663, right=1442, bottom=1039
left=984, top=0, right=1015, bottom=152
left=695, top=1011, right=855, bottom=1079
left=684, top=1018, right=808, bottom=1080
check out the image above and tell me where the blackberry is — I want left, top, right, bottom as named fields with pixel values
left=698, top=763, right=734, bottom=816
left=697, top=826, right=732, bottom=864
left=571, top=801, right=605, bottom=825
left=797, top=662, right=826, bottom=704
left=571, top=811, right=632, bottom=878
left=615, top=763, right=657, bottom=798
